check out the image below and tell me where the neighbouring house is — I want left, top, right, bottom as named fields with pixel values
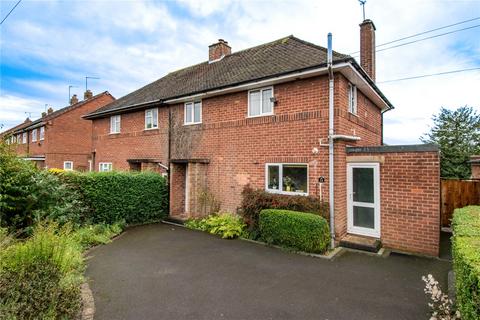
left=470, top=155, right=480, bottom=179
left=1, top=91, right=115, bottom=171
left=84, top=19, right=441, bottom=256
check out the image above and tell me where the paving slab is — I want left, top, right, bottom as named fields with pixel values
left=86, top=223, right=451, bottom=320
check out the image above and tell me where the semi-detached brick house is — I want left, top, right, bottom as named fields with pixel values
left=2, top=91, right=115, bottom=171
left=84, top=19, right=441, bottom=256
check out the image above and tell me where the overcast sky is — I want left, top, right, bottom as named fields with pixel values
left=1, top=0, right=479, bottom=144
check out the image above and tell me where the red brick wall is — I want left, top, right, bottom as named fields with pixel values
left=92, top=107, right=169, bottom=171
left=347, top=150, right=441, bottom=256
left=166, top=74, right=382, bottom=214
left=45, top=93, right=114, bottom=169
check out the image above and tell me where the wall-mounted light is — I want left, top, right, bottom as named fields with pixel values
left=270, top=96, right=278, bottom=105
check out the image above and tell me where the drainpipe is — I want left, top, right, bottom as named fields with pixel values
left=327, top=33, right=335, bottom=250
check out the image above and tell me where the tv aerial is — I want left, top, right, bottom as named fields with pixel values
left=359, top=0, right=367, bottom=20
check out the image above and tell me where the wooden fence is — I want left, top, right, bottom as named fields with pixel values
left=441, top=179, right=480, bottom=227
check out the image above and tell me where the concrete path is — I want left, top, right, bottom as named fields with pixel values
left=86, top=224, right=451, bottom=320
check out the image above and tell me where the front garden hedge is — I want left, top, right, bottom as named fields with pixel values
left=62, top=171, right=168, bottom=225
left=452, top=205, right=480, bottom=320
left=239, top=185, right=329, bottom=231
left=259, top=209, right=330, bottom=254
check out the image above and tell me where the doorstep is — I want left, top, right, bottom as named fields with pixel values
left=340, top=234, right=382, bottom=253
left=163, top=216, right=186, bottom=225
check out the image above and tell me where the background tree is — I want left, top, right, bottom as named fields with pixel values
left=421, top=106, right=480, bottom=179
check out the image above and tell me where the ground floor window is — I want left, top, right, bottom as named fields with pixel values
left=265, top=163, right=308, bottom=195
left=63, top=161, right=73, bottom=171
left=99, top=162, right=113, bottom=172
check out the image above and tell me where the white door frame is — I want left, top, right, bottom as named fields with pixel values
left=347, top=162, right=381, bottom=238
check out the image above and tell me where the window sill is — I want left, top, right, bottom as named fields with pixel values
left=266, top=189, right=308, bottom=196
left=348, top=111, right=358, bottom=117
left=247, top=113, right=274, bottom=119
left=183, top=122, right=202, bottom=126
left=144, top=127, right=159, bottom=131
left=109, top=132, right=121, bottom=135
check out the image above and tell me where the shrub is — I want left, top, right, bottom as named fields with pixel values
left=71, top=222, right=125, bottom=250
left=61, top=171, right=168, bottom=225
left=0, top=224, right=84, bottom=319
left=452, top=206, right=480, bottom=320
left=239, top=185, right=329, bottom=231
left=185, top=213, right=246, bottom=239
left=259, top=209, right=330, bottom=253
left=0, top=143, right=87, bottom=234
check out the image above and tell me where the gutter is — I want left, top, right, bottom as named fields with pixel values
left=327, top=33, right=336, bottom=250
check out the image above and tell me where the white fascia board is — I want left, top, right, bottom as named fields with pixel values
left=164, top=63, right=390, bottom=111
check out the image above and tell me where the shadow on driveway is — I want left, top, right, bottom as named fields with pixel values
left=86, top=223, right=451, bottom=320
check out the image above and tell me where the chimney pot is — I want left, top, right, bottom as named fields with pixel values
left=84, top=90, right=93, bottom=100
left=47, top=107, right=54, bottom=114
left=208, top=39, right=231, bottom=62
left=41, top=112, right=47, bottom=117
left=70, top=94, right=79, bottom=105
left=359, top=19, right=376, bottom=81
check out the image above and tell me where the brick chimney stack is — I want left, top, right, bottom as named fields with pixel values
left=84, top=90, right=93, bottom=100
left=359, top=19, right=376, bottom=81
left=208, top=39, right=231, bottom=62
left=47, top=107, right=54, bottom=114
left=70, top=94, right=79, bottom=105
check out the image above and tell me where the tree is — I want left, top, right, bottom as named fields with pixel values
left=421, top=106, right=480, bottom=179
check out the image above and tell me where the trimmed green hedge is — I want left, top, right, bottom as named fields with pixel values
left=259, top=209, right=330, bottom=254
left=239, top=185, right=329, bottom=232
left=452, top=206, right=480, bottom=320
left=62, top=171, right=168, bottom=225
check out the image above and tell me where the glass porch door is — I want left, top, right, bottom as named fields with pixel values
left=347, top=163, right=380, bottom=238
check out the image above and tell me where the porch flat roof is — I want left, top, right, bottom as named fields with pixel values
left=170, top=159, right=210, bottom=164
left=346, top=144, right=439, bottom=154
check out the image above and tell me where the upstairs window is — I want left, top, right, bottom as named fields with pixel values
left=248, top=87, right=273, bottom=117
left=22, top=133, right=27, bottom=144
left=145, top=108, right=158, bottom=129
left=99, top=162, right=113, bottom=172
left=110, top=115, right=121, bottom=133
left=39, top=126, right=45, bottom=140
left=184, top=101, right=202, bottom=125
left=17, top=134, right=21, bottom=143
left=348, top=83, right=357, bottom=114
left=32, top=129, right=37, bottom=142
left=63, top=161, right=73, bottom=171
left=266, top=163, right=308, bottom=195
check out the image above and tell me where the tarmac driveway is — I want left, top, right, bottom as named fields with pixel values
left=86, top=223, right=451, bottom=320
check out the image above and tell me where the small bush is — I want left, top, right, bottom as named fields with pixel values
left=71, top=222, right=125, bottom=250
left=0, top=224, right=84, bottom=319
left=0, top=143, right=87, bottom=234
left=61, top=171, right=168, bottom=225
left=452, top=206, right=480, bottom=320
left=185, top=213, right=246, bottom=239
left=259, top=209, right=330, bottom=254
left=239, top=185, right=329, bottom=232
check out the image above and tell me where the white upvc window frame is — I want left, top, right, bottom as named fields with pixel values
left=248, top=86, right=274, bottom=118
left=22, top=132, right=27, bottom=144
left=99, top=162, right=113, bottom=172
left=348, top=83, right=358, bottom=115
left=184, top=101, right=202, bottom=125
left=63, top=161, right=73, bottom=171
left=39, top=126, right=45, bottom=141
left=265, top=163, right=309, bottom=196
left=32, top=129, right=37, bottom=142
left=145, top=108, right=159, bottom=130
left=110, top=115, right=121, bottom=134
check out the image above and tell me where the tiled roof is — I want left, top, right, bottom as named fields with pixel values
left=85, top=36, right=351, bottom=118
